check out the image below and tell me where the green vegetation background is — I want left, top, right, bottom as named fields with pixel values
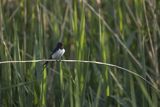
left=0, top=0, right=160, bottom=107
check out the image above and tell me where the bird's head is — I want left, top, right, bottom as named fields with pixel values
left=57, top=42, right=63, bottom=49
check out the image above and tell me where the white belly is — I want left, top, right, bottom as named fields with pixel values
left=51, top=49, right=65, bottom=59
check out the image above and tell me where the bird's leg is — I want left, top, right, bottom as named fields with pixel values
left=59, top=57, right=62, bottom=62
left=56, top=58, right=61, bottom=62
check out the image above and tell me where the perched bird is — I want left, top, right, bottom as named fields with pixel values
left=44, top=42, right=65, bottom=65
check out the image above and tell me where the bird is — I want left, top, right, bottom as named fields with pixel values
left=44, top=42, right=65, bottom=65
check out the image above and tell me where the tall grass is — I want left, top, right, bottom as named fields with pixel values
left=0, top=0, right=160, bottom=107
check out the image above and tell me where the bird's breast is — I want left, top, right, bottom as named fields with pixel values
left=51, top=49, right=65, bottom=59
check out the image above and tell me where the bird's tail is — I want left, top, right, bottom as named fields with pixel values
left=43, top=61, right=48, bottom=65
left=44, top=55, right=52, bottom=66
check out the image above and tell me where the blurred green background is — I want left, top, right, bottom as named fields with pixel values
left=0, top=0, right=160, bottom=107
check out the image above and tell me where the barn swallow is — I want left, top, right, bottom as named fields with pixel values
left=44, top=42, right=65, bottom=65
